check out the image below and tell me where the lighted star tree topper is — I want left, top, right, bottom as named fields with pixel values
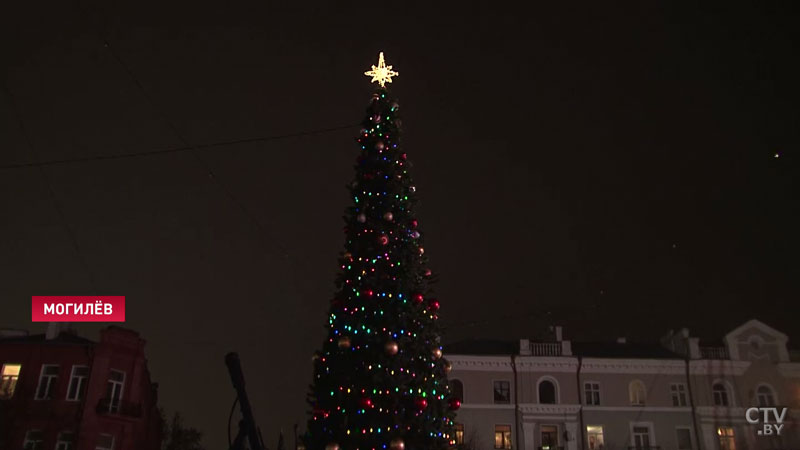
left=304, top=54, right=458, bottom=450
left=364, top=52, right=399, bottom=88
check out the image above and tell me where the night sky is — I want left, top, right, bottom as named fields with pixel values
left=1, top=2, right=797, bottom=448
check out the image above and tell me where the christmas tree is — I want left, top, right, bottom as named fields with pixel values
left=305, top=53, right=458, bottom=450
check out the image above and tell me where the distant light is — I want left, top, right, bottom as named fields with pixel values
left=774, top=153, right=780, bottom=158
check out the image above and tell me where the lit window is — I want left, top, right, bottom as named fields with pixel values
left=629, top=380, right=646, bottom=406
left=712, top=383, right=729, bottom=406
left=105, top=370, right=125, bottom=412
left=0, top=363, right=21, bottom=399
left=494, top=381, right=510, bottom=404
left=95, top=434, right=115, bottom=450
left=541, top=425, right=558, bottom=450
left=538, top=380, right=557, bottom=404
left=35, top=365, right=59, bottom=400
left=494, top=425, right=512, bottom=449
left=23, top=429, right=44, bottom=450
left=67, top=366, right=89, bottom=401
left=454, top=423, right=464, bottom=445
left=584, top=382, right=600, bottom=405
left=670, top=383, right=687, bottom=406
left=676, top=428, right=692, bottom=450
left=717, top=427, right=735, bottom=450
left=586, top=426, right=604, bottom=450
left=756, top=385, right=775, bottom=407
left=56, top=431, right=75, bottom=450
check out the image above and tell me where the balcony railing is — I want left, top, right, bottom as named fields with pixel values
left=530, top=342, right=562, bottom=356
left=96, top=398, right=142, bottom=418
left=700, top=347, right=729, bottom=359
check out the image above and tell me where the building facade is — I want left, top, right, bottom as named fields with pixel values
left=446, top=320, right=800, bottom=450
left=0, top=326, right=161, bottom=450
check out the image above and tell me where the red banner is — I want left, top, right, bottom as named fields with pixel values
left=31, top=296, right=126, bottom=322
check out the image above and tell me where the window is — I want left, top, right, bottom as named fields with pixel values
left=56, top=431, right=75, bottom=450
left=1, top=363, right=22, bottom=399
left=670, top=383, right=687, bottom=406
left=106, top=370, right=125, bottom=412
left=676, top=427, right=692, bottom=450
left=631, top=426, right=651, bottom=450
left=23, top=430, right=44, bottom=450
left=756, top=385, right=775, bottom=407
left=67, top=366, right=89, bottom=401
left=540, top=425, right=558, bottom=450
left=35, top=365, right=59, bottom=400
left=586, top=426, right=604, bottom=450
left=494, top=380, right=510, bottom=404
left=451, top=379, right=464, bottom=402
left=96, top=434, right=115, bottom=450
left=712, top=383, right=729, bottom=406
left=584, top=382, right=600, bottom=405
left=629, top=380, right=646, bottom=406
left=494, top=425, right=512, bottom=449
left=717, top=427, right=735, bottom=450
left=538, top=379, right=557, bottom=404
left=454, top=423, right=464, bottom=445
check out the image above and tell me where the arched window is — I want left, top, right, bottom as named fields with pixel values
left=757, top=385, right=775, bottom=406
left=451, top=379, right=464, bottom=402
left=712, top=382, right=730, bottom=406
left=538, top=379, right=557, bottom=404
left=629, top=380, right=646, bottom=406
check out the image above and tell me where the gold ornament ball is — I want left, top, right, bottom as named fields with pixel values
left=432, top=348, right=443, bottom=360
left=338, top=336, right=351, bottom=349
left=385, top=340, right=399, bottom=355
left=390, top=438, right=405, bottom=450
left=326, top=443, right=340, bottom=450
left=444, top=360, right=453, bottom=373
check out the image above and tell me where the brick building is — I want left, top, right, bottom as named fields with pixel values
left=0, top=325, right=162, bottom=450
left=446, top=319, right=800, bottom=450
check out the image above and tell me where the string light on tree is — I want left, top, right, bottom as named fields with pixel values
left=304, top=54, right=456, bottom=450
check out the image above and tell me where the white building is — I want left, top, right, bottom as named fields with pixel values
left=446, top=319, right=800, bottom=450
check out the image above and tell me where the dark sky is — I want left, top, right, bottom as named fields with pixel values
left=1, top=2, right=797, bottom=448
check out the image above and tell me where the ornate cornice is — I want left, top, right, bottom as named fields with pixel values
left=688, top=360, right=750, bottom=376
left=519, top=403, right=581, bottom=415
left=580, top=358, right=685, bottom=374
left=516, top=357, right=579, bottom=373
left=777, top=362, right=800, bottom=378
left=448, top=355, right=513, bottom=372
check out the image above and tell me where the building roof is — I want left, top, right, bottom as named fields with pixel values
left=0, top=331, right=95, bottom=346
left=571, top=341, right=682, bottom=359
left=445, top=338, right=683, bottom=359
left=444, top=339, right=518, bottom=355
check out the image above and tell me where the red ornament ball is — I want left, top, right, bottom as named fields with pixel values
left=449, top=398, right=461, bottom=410
left=385, top=340, right=399, bottom=355
left=418, top=247, right=425, bottom=255
left=379, top=235, right=389, bottom=245
left=410, top=219, right=419, bottom=228
left=424, top=268, right=432, bottom=277
left=415, top=397, right=428, bottom=410
left=390, top=438, right=405, bottom=450
left=375, top=141, right=385, bottom=150
left=360, top=397, right=373, bottom=408
left=428, top=299, right=440, bottom=311
left=383, top=211, right=394, bottom=221
left=432, top=348, right=443, bottom=360
left=412, top=293, right=424, bottom=304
